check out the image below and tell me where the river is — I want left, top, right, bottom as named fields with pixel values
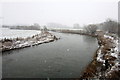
left=2, top=32, right=98, bottom=78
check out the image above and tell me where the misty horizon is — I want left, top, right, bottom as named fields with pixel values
left=1, top=0, right=118, bottom=27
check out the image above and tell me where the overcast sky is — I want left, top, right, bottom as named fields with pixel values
left=1, top=0, right=118, bottom=27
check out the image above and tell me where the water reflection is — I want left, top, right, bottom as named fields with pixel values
left=82, top=36, right=97, bottom=43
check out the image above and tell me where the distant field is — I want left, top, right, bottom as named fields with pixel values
left=0, top=28, right=41, bottom=39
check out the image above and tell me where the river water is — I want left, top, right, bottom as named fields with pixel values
left=2, top=32, right=98, bottom=78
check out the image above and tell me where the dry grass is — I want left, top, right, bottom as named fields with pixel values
left=80, top=33, right=119, bottom=79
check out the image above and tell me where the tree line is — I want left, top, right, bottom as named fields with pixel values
left=83, top=19, right=119, bottom=37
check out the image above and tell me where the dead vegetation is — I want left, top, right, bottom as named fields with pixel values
left=80, top=32, right=120, bottom=79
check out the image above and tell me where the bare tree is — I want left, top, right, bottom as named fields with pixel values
left=43, top=26, right=48, bottom=32
left=102, top=19, right=118, bottom=34
left=84, top=24, right=98, bottom=35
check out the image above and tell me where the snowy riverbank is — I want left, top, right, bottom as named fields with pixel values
left=51, top=29, right=119, bottom=78
left=80, top=33, right=120, bottom=78
left=1, top=31, right=58, bottom=52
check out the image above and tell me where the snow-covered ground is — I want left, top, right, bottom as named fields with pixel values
left=118, top=38, right=120, bottom=52
left=1, top=29, right=58, bottom=52
left=96, top=34, right=120, bottom=78
left=0, top=28, right=41, bottom=39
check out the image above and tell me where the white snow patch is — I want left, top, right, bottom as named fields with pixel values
left=19, top=42, right=29, bottom=47
left=97, top=52, right=105, bottom=63
left=0, top=28, right=41, bottom=39
left=114, top=46, right=118, bottom=52
left=111, top=53, right=118, bottom=58
left=104, top=35, right=114, bottom=40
